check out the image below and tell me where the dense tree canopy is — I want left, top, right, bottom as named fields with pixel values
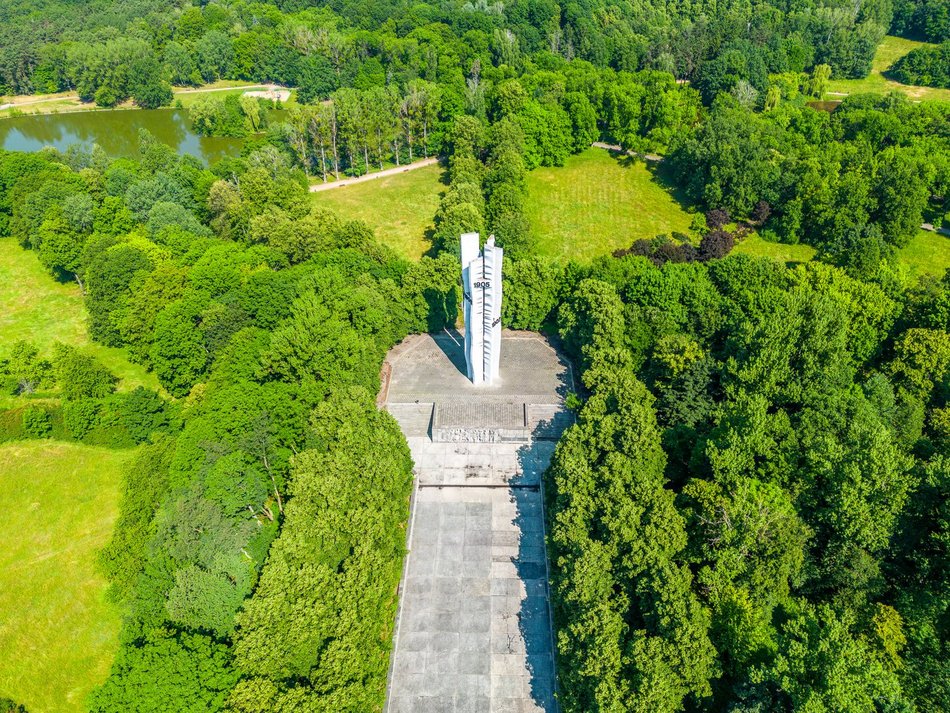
left=0, top=131, right=428, bottom=710
left=1, top=0, right=949, bottom=710
left=539, top=251, right=950, bottom=712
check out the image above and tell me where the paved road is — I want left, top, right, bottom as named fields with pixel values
left=309, top=157, right=439, bottom=193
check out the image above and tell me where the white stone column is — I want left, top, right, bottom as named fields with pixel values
left=461, top=233, right=503, bottom=385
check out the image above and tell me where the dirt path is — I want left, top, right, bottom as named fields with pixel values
left=309, top=157, right=439, bottom=192
left=592, top=141, right=664, bottom=163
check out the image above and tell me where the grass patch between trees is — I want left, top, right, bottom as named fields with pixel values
left=825, top=35, right=950, bottom=102
left=898, top=230, right=950, bottom=280
left=309, top=162, right=445, bottom=261
left=0, top=239, right=158, bottom=396
left=733, top=233, right=818, bottom=265
left=734, top=230, right=950, bottom=282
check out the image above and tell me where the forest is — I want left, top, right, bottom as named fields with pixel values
left=0, top=0, right=948, bottom=711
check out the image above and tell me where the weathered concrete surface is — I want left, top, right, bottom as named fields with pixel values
left=383, top=332, right=571, bottom=713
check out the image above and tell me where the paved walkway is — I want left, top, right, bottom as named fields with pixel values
left=383, top=332, right=569, bottom=713
left=309, top=157, right=439, bottom=192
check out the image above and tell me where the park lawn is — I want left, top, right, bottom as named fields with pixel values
left=897, top=230, right=950, bottom=280
left=173, top=84, right=272, bottom=108
left=0, top=239, right=159, bottom=392
left=733, top=233, right=817, bottom=265
left=0, top=441, right=130, bottom=713
left=310, top=162, right=446, bottom=260
left=825, top=35, right=950, bottom=102
left=733, top=230, right=950, bottom=281
left=525, top=148, right=695, bottom=262
left=1, top=81, right=271, bottom=118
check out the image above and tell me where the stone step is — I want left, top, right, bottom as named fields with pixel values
left=432, top=401, right=529, bottom=443
left=386, top=403, right=434, bottom=437
left=526, top=404, right=574, bottom=440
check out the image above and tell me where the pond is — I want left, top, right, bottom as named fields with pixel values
left=0, top=108, right=245, bottom=164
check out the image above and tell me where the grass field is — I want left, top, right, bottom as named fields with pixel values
left=898, top=230, right=950, bottom=280
left=0, top=81, right=276, bottom=118
left=525, top=148, right=695, bottom=262
left=310, top=162, right=445, bottom=260
left=825, top=35, right=950, bottom=103
left=733, top=230, right=950, bottom=280
left=733, top=234, right=818, bottom=264
left=0, top=239, right=158, bottom=392
left=0, top=441, right=130, bottom=713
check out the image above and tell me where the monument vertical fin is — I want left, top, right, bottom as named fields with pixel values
left=460, top=232, right=503, bottom=385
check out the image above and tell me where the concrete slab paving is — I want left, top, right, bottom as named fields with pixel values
left=383, top=333, right=569, bottom=713
left=387, top=479, right=558, bottom=713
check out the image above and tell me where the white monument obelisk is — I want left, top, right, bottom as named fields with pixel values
left=460, top=232, right=502, bottom=385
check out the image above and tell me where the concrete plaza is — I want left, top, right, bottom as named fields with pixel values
left=382, top=332, right=572, bottom=713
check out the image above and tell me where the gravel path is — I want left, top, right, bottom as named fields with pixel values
left=309, top=157, right=439, bottom=192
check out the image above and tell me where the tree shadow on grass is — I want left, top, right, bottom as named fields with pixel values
left=610, top=151, right=699, bottom=214
left=421, top=159, right=451, bottom=259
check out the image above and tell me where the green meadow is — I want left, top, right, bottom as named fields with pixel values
left=825, top=35, right=950, bottom=103
left=0, top=441, right=130, bottom=713
left=525, top=148, right=695, bottom=262
left=310, top=163, right=446, bottom=261
left=0, top=239, right=159, bottom=394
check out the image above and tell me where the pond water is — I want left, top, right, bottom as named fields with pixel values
left=0, top=108, right=245, bottom=164
left=806, top=100, right=842, bottom=113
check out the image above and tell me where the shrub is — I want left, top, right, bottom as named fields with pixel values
left=0, top=698, right=29, bottom=713
left=22, top=407, right=52, bottom=438
left=705, top=208, right=731, bottom=229
left=63, top=398, right=102, bottom=439
left=753, top=200, right=772, bottom=224
left=699, top=229, right=736, bottom=261
left=52, top=344, right=117, bottom=400
left=3, top=341, right=51, bottom=395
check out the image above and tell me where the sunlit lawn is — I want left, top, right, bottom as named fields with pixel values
left=825, top=35, right=950, bottom=103
left=733, top=233, right=817, bottom=265
left=310, top=162, right=446, bottom=260
left=733, top=230, right=950, bottom=282
left=525, top=148, right=695, bottom=262
left=0, top=239, right=159, bottom=393
left=0, top=441, right=130, bottom=713
left=898, top=230, right=950, bottom=280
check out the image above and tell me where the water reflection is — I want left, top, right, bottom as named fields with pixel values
left=0, top=108, right=245, bottom=164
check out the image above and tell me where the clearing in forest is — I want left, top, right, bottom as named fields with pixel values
left=525, top=147, right=694, bottom=262
left=310, top=162, right=445, bottom=261
left=0, top=239, right=158, bottom=401
left=735, top=230, right=950, bottom=281
left=0, top=441, right=130, bottom=713
left=825, top=35, right=950, bottom=103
